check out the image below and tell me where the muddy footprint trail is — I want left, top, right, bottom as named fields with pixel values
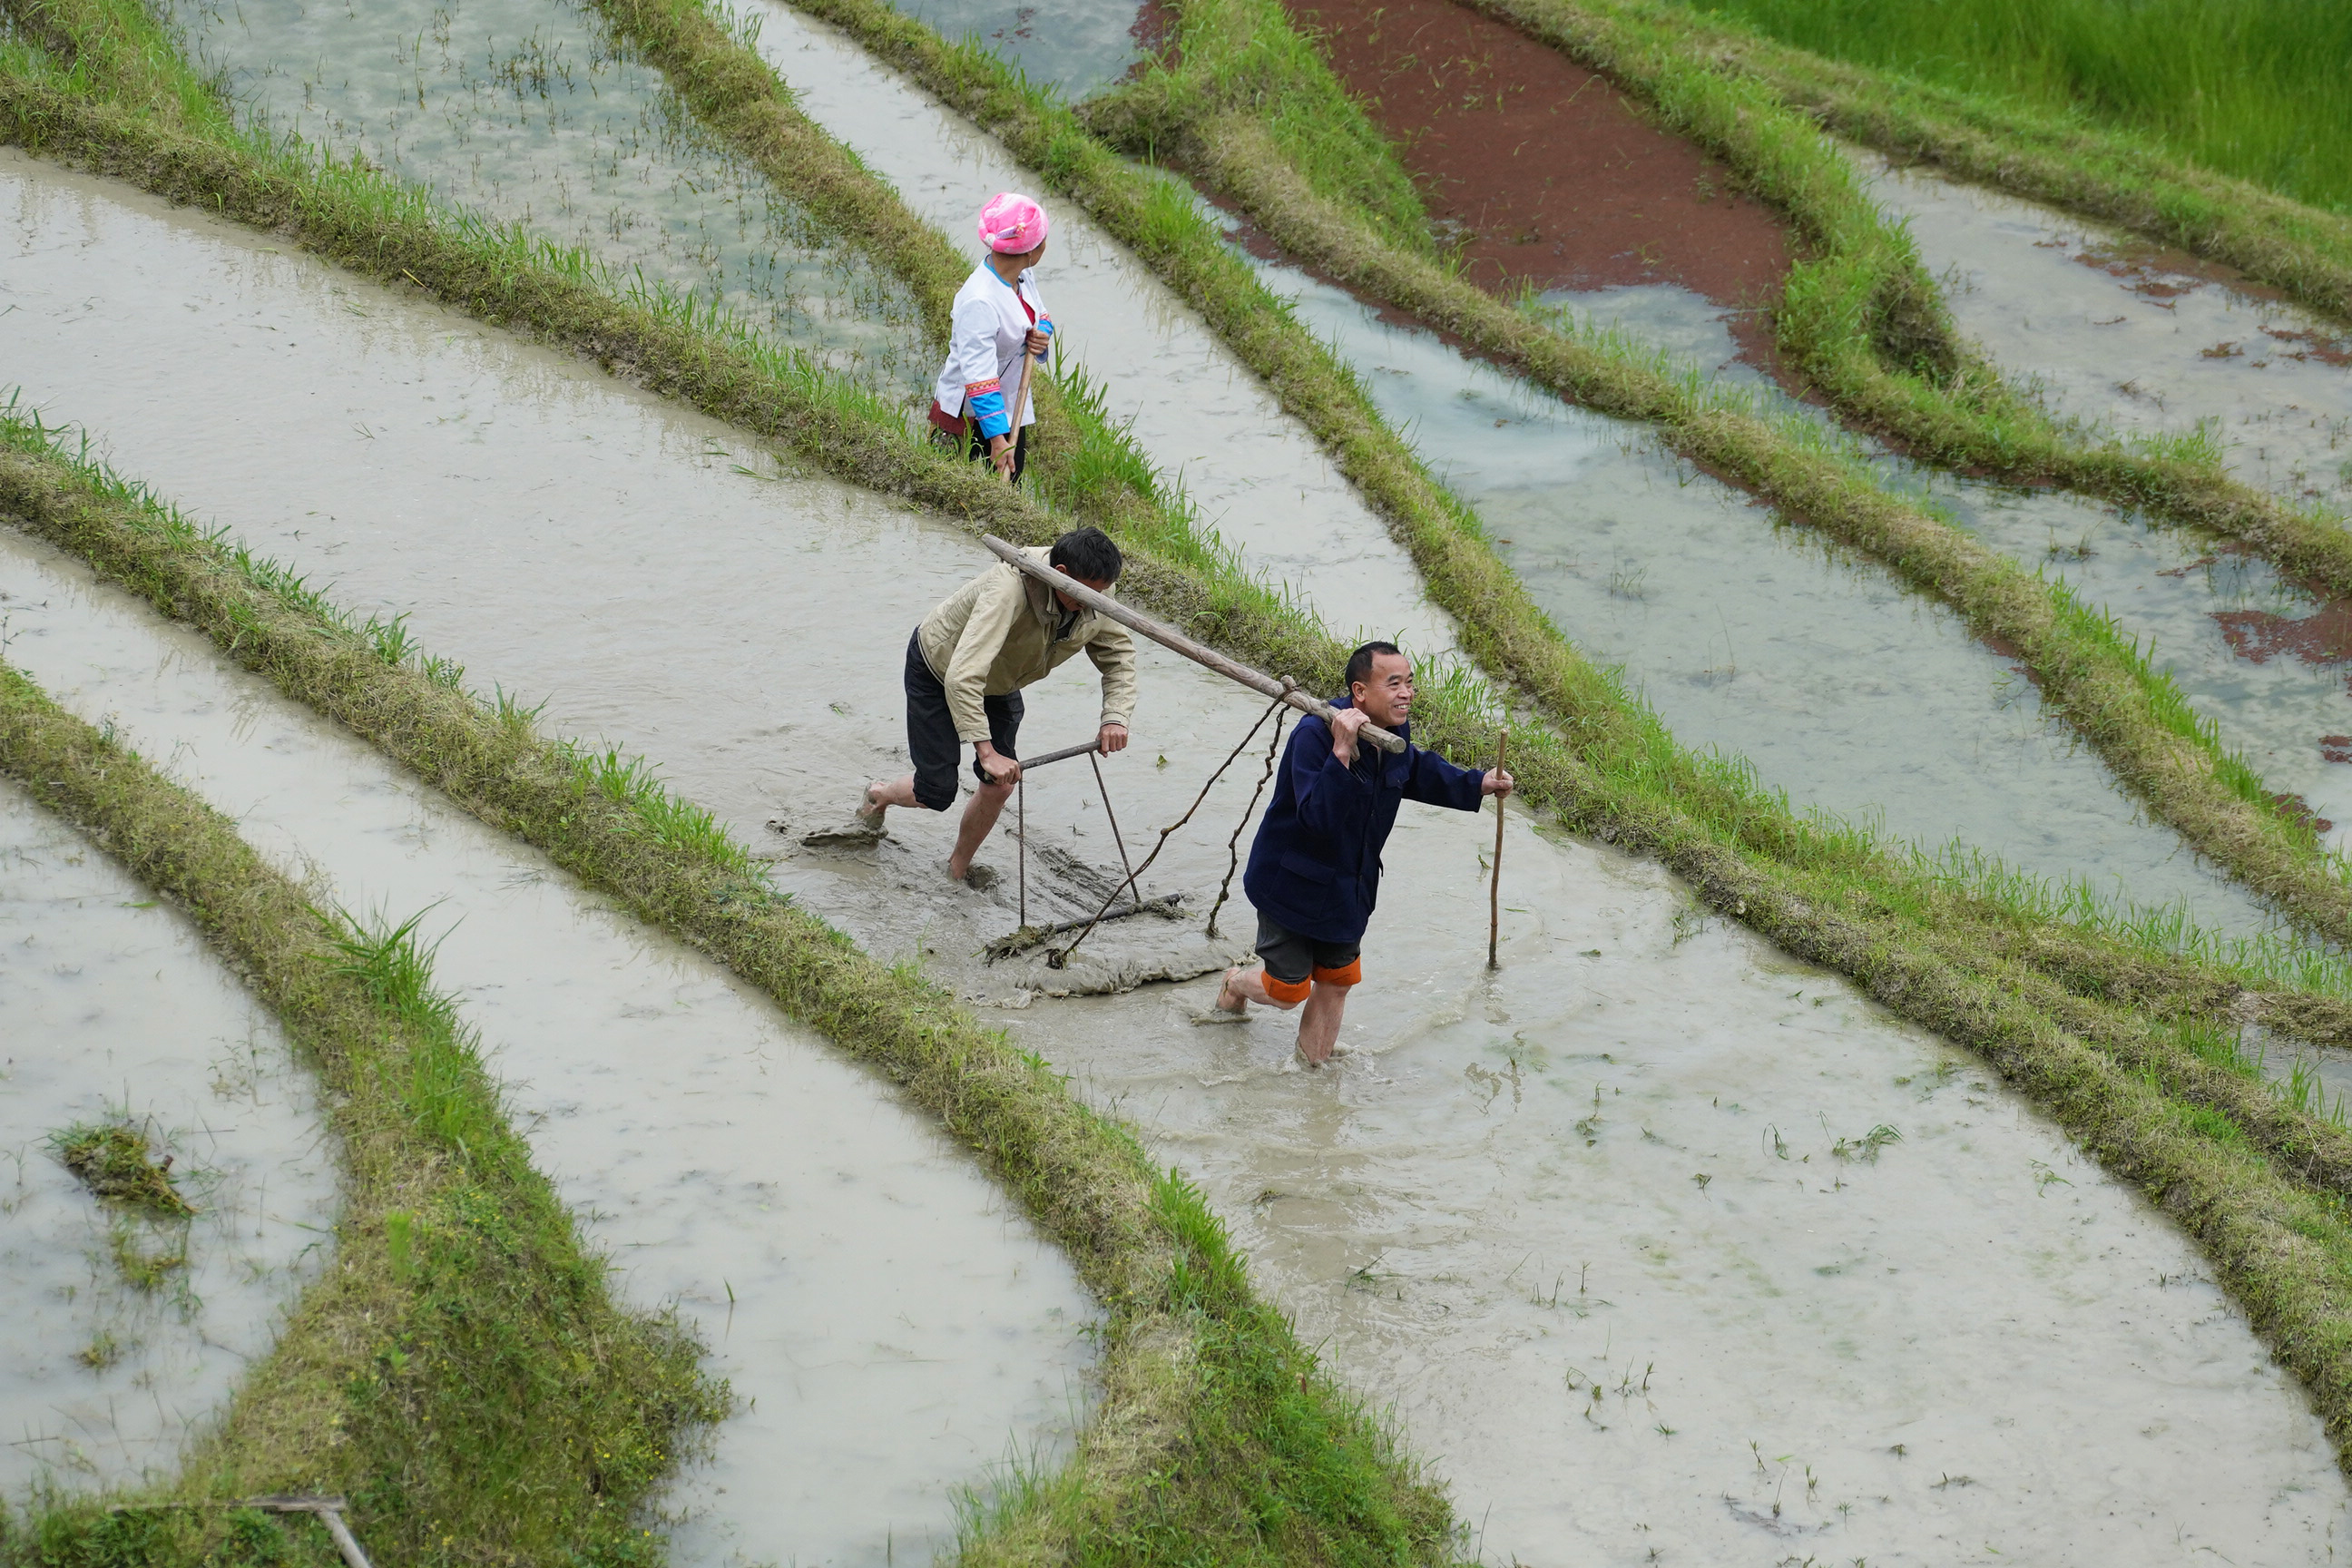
left=5, top=143, right=2347, bottom=1563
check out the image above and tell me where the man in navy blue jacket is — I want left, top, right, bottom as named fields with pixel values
left=1214, top=642, right=1514, bottom=1064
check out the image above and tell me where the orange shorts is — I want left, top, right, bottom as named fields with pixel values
left=1256, top=915, right=1361, bottom=1002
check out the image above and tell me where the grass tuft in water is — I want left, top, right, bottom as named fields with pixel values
left=52, top=1121, right=195, bottom=1216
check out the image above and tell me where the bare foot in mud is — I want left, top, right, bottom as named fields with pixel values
left=1214, top=966, right=1249, bottom=1014
left=946, top=859, right=1000, bottom=891
left=855, top=782, right=887, bottom=830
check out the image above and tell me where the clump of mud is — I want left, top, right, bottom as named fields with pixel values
left=53, top=1122, right=196, bottom=1217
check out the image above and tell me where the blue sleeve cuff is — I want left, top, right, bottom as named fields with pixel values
left=969, top=387, right=1010, bottom=440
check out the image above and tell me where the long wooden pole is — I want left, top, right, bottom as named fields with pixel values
left=979, top=534, right=1407, bottom=754
left=1488, top=729, right=1506, bottom=969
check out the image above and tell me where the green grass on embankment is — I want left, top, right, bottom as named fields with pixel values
left=578, top=0, right=1212, bottom=571
left=15, top=0, right=2352, bottom=1073
left=626, top=0, right=2352, bottom=968
left=0, top=664, right=722, bottom=1567
left=22, top=416, right=2352, bottom=1511
left=27, top=0, right=2352, bottom=1497
left=1452, top=0, right=2352, bottom=353
left=1403, top=0, right=2352, bottom=564
left=0, top=413, right=1465, bottom=1565
left=1635, top=2, right=2352, bottom=332
left=1666, top=0, right=2352, bottom=220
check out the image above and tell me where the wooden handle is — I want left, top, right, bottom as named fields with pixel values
left=979, top=534, right=1407, bottom=754
left=1488, top=728, right=1506, bottom=970
left=1018, top=737, right=1111, bottom=771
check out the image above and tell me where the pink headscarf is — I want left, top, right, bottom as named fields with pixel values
left=978, top=191, right=1050, bottom=255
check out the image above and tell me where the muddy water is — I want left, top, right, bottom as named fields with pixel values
left=161, top=0, right=930, bottom=393
left=1283, top=0, right=1788, bottom=370
left=728, top=0, right=1453, bottom=656
left=1219, top=237, right=2288, bottom=930
left=1856, top=152, right=2352, bottom=514
left=0, top=527, right=1095, bottom=1564
left=1880, top=464, right=2352, bottom=854
left=878, top=0, right=1146, bottom=98
left=0, top=784, right=336, bottom=1498
left=8, top=149, right=2350, bottom=1562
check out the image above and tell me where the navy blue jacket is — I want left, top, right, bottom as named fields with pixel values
left=1242, top=698, right=1488, bottom=944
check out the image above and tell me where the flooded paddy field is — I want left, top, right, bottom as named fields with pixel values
left=0, top=783, right=336, bottom=1499
left=732, top=0, right=2298, bottom=936
left=727, top=0, right=1455, bottom=655
left=0, top=522, right=1095, bottom=1564
left=162, top=0, right=931, bottom=392
left=1886, top=460, right=2352, bottom=855
left=6, top=134, right=2351, bottom=1563
left=1858, top=152, right=2352, bottom=515
left=1211, top=217, right=2283, bottom=929
left=872, top=0, right=1150, bottom=97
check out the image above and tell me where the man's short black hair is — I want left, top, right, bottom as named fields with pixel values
left=1345, top=640, right=1404, bottom=692
left=1049, top=526, right=1122, bottom=584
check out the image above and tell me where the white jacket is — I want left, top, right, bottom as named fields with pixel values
left=930, top=262, right=1051, bottom=440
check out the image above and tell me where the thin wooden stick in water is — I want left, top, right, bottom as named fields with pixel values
left=1489, top=729, right=1507, bottom=970
left=1017, top=774, right=1026, bottom=929
left=1091, top=750, right=1141, bottom=915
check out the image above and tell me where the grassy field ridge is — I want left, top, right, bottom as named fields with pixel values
left=22, top=0, right=2352, bottom=1513
left=0, top=656, right=721, bottom=1567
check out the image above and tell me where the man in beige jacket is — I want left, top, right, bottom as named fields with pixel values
left=860, top=527, right=1138, bottom=883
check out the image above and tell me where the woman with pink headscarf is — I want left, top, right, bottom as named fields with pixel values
left=929, top=191, right=1054, bottom=483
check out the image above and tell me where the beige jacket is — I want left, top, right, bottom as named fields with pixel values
left=918, top=547, right=1140, bottom=743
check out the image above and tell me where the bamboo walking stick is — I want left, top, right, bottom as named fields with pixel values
left=1488, top=729, right=1506, bottom=969
left=1003, top=329, right=1040, bottom=483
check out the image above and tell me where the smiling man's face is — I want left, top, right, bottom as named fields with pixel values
left=1350, top=652, right=1415, bottom=729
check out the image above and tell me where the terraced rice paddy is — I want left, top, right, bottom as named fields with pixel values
left=0, top=784, right=336, bottom=1494
left=1862, top=152, right=2352, bottom=514
left=1, top=156, right=1092, bottom=1564
left=166, top=0, right=931, bottom=389
left=12, top=0, right=2352, bottom=1560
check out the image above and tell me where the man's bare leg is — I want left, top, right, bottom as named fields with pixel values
left=1214, top=968, right=1350, bottom=1064
left=1294, top=983, right=1351, bottom=1066
left=947, top=780, right=1014, bottom=880
left=1216, top=965, right=1294, bottom=1014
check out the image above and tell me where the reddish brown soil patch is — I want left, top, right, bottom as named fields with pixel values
left=2322, top=735, right=2352, bottom=764
left=2273, top=791, right=2336, bottom=834
left=1283, top=0, right=1791, bottom=364
left=2212, top=603, right=2352, bottom=669
left=2263, top=325, right=2352, bottom=368
left=1131, top=0, right=1177, bottom=66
